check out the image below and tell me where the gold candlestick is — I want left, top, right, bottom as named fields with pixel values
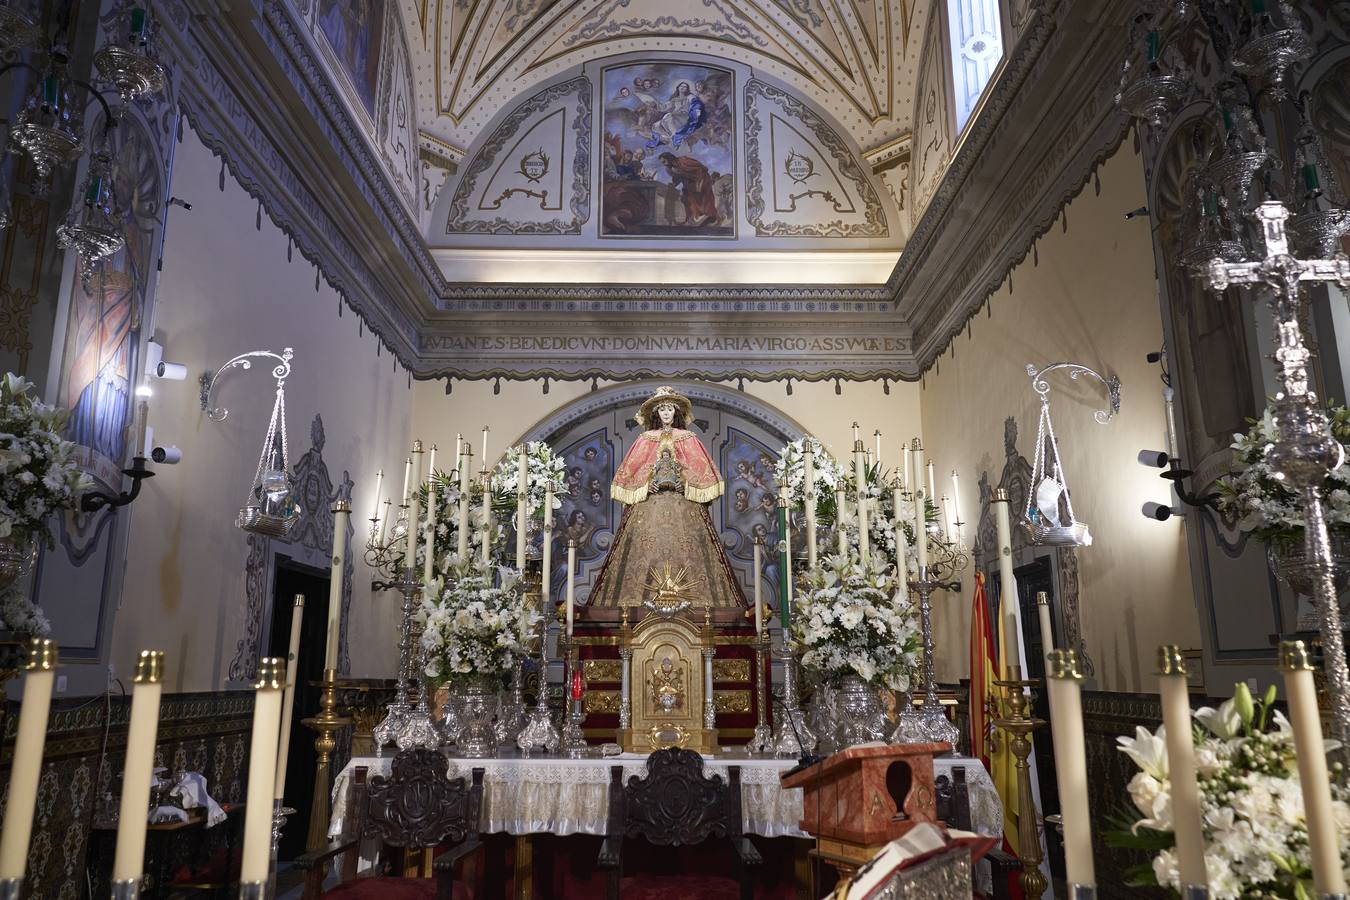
left=302, top=669, right=351, bottom=852
left=992, top=676, right=1048, bottom=899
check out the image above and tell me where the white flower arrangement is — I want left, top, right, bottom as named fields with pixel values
left=492, top=441, right=568, bottom=519
left=419, top=560, right=539, bottom=686
left=790, top=550, right=919, bottom=691
left=0, top=587, right=50, bottom=638
left=1217, top=404, right=1350, bottom=548
left=1112, top=682, right=1350, bottom=897
left=415, top=472, right=493, bottom=582
left=773, top=437, right=844, bottom=517
left=0, top=372, right=91, bottom=547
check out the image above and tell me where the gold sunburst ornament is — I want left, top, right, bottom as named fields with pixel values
left=640, top=563, right=705, bottom=615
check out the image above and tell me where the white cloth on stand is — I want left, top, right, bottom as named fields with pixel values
left=168, top=771, right=227, bottom=827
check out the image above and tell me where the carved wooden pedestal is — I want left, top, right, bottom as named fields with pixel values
left=780, top=742, right=951, bottom=882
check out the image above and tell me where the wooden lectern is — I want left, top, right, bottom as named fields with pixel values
left=780, top=742, right=952, bottom=880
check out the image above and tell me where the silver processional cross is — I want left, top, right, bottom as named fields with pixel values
left=1205, top=200, right=1350, bottom=748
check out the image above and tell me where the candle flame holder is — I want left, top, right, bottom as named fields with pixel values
left=992, top=676, right=1049, bottom=899
left=301, top=669, right=350, bottom=853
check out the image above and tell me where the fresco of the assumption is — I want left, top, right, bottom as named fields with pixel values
left=601, top=62, right=735, bottom=238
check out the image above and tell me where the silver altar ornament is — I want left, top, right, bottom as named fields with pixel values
left=56, top=146, right=124, bottom=286
left=92, top=7, right=166, bottom=107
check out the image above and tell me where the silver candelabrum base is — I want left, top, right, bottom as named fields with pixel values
left=395, top=696, right=442, bottom=751
left=771, top=646, right=817, bottom=757
left=517, top=693, right=560, bottom=755
left=560, top=700, right=588, bottom=757
left=891, top=701, right=959, bottom=745
left=372, top=701, right=408, bottom=754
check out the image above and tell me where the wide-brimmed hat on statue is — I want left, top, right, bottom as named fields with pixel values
left=637, top=386, right=694, bottom=428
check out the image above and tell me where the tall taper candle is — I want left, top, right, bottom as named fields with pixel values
left=542, top=483, right=554, bottom=608
left=1037, top=591, right=1055, bottom=654
left=566, top=539, right=577, bottom=636
left=1157, top=646, right=1208, bottom=890
left=854, top=438, right=870, bottom=564
left=371, top=469, right=383, bottom=528
left=993, top=489, right=1022, bottom=678
left=454, top=433, right=463, bottom=475
left=753, top=537, right=763, bottom=633
left=951, top=470, right=963, bottom=542
left=480, top=471, right=492, bottom=566
left=516, top=447, right=529, bottom=569
left=852, top=422, right=860, bottom=443
left=0, top=640, right=56, bottom=879
left=874, top=430, right=882, bottom=462
left=804, top=444, right=818, bottom=570
left=911, top=440, right=927, bottom=571
left=1281, top=640, right=1348, bottom=894
left=902, top=444, right=911, bottom=491
left=275, top=597, right=304, bottom=801
left=378, top=498, right=391, bottom=545
left=241, top=659, right=285, bottom=884
left=481, top=426, right=490, bottom=471
left=1046, top=649, right=1094, bottom=890
left=835, top=488, right=848, bottom=555
left=326, top=501, right=349, bottom=672
left=112, top=650, right=165, bottom=884
left=779, top=488, right=793, bottom=627
left=927, top=460, right=937, bottom=509
left=941, top=494, right=954, bottom=541
left=423, top=464, right=439, bottom=584
left=891, top=478, right=908, bottom=578
left=400, top=456, right=411, bottom=507
left=458, top=447, right=473, bottom=560
left=406, top=441, right=424, bottom=566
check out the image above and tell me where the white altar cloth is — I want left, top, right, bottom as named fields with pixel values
left=328, top=752, right=1002, bottom=841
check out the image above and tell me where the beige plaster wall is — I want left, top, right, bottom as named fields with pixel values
left=108, top=124, right=411, bottom=692
left=920, top=143, right=1199, bottom=693
left=409, top=376, right=924, bottom=474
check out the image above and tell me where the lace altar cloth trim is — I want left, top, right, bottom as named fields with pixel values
left=328, top=753, right=1001, bottom=840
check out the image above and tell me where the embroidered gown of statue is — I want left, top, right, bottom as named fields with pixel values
left=589, top=426, right=748, bottom=608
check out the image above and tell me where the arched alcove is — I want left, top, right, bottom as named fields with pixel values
left=521, top=381, right=808, bottom=607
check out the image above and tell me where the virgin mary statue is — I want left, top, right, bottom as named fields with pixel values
left=590, top=386, right=748, bottom=608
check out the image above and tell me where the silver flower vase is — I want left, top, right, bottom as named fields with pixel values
left=833, top=675, right=886, bottom=748
left=455, top=681, right=498, bottom=758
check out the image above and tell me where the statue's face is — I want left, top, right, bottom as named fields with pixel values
left=656, top=402, right=676, bottom=426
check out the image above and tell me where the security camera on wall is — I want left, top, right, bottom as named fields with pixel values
left=151, top=445, right=182, bottom=464
left=145, top=339, right=188, bottom=380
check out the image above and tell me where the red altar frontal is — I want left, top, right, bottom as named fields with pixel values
left=570, top=606, right=771, bottom=749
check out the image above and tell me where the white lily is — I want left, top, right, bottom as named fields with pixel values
left=1117, top=724, right=1169, bottom=780
left=1195, top=697, right=1242, bottom=740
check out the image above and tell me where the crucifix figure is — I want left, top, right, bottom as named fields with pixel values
left=1204, top=199, right=1350, bottom=748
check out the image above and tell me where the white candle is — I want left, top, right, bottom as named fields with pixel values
left=427, top=445, right=437, bottom=480
left=327, top=502, right=349, bottom=671
left=891, top=480, right=908, bottom=578
left=516, top=448, right=529, bottom=569
left=941, top=494, right=953, bottom=541
left=406, top=442, right=423, bottom=568
left=852, top=421, right=860, bottom=443
left=1157, top=646, right=1207, bottom=890
left=753, top=538, right=763, bottom=633
left=1046, top=650, right=1094, bottom=889
left=566, top=540, right=577, bottom=636
left=1037, top=592, right=1055, bottom=654
left=458, top=448, right=472, bottom=561
left=480, top=472, right=492, bottom=566
left=927, top=460, right=937, bottom=508
left=902, top=444, right=911, bottom=491
left=423, top=474, right=438, bottom=584
left=378, top=498, right=391, bottom=545
left=112, top=649, right=165, bottom=884
left=481, top=426, right=489, bottom=472
left=854, top=442, right=869, bottom=564
left=241, top=659, right=285, bottom=884
left=874, top=430, right=882, bottom=462
left=542, top=484, right=554, bottom=607
left=835, top=488, right=848, bottom=555
left=275, top=598, right=304, bottom=801
left=1281, top=640, right=1348, bottom=894
left=779, top=487, right=793, bottom=618
left=993, top=490, right=1022, bottom=678
left=371, top=469, right=383, bottom=527
left=0, top=639, right=56, bottom=879
left=454, top=433, right=463, bottom=475
left=912, top=441, right=927, bottom=571
left=804, top=444, right=818, bottom=571
left=400, top=456, right=411, bottom=506
left=950, top=470, right=963, bottom=541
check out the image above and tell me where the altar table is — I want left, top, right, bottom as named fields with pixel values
left=328, top=752, right=1003, bottom=840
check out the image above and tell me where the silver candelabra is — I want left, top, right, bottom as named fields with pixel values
left=893, top=561, right=962, bottom=745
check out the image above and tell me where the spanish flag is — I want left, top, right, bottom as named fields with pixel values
left=968, top=573, right=998, bottom=769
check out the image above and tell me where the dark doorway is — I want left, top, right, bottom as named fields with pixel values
left=269, top=557, right=331, bottom=862
left=1013, top=556, right=1062, bottom=881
